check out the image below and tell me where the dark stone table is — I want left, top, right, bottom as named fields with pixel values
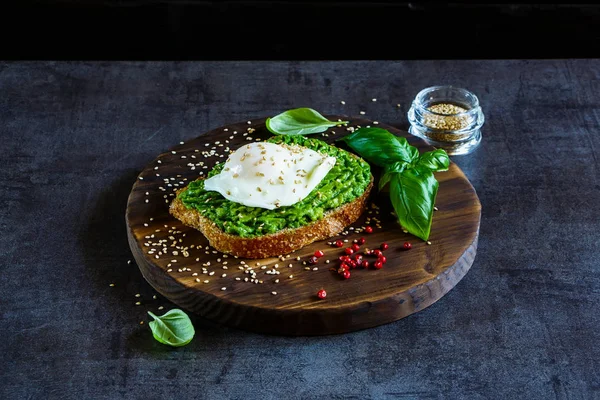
left=1, top=60, right=598, bottom=399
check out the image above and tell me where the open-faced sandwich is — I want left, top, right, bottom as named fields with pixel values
left=170, top=107, right=450, bottom=259
left=170, top=134, right=373, bottom=258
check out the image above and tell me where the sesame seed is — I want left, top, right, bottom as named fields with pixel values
left=171, top=151, right=176, bottom=154
left=221, top=287, right=227, bottom=291
left=434, top=206, right=439, bottom=211
left=139, top=177, right=144, bottom=180
left=340, top=100, right=345, bottom=105
left=372, top=98, right=377, bottom=102
left=373, top=121, right=379, bottom=125
left=247, top=121, right=252, bottom=124
left=203, top=280, right=209, bottom=284
left=135, top=302, right=141, bottom=306
left=135, top=294, right=140, bottom=298
left=359, top=111, right=366, bottom=115
left=109, top=283, right=115, bottom=287
left=158, top=306, right=164, bottom=310
left=271, top=291, right=277, bottom=295
left=427, top=241, right=432, bottom=245
left=274, top=279, right=279, bottom=283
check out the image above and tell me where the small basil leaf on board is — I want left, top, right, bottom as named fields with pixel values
left=379, top=161, right=408, bottom=191
left=416, top=148, right=450, bottom=172
left=340, top=127, right=420, bottom=167
left=148, top=309, right=195, bottom=347
left=390, top=167, right=439, bottom=241
left=265, top=108, right=347, bottom=136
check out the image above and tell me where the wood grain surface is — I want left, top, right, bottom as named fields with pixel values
left=126, top=116, right=481, bottom=335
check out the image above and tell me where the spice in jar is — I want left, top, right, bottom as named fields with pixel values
left=422, top=103, right=474, bottom=142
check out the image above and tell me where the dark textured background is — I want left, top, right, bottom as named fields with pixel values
left=1, top=60, right=599, bottom=399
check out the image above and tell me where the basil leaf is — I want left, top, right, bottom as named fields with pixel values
left=416, top=148, right=450, bottom=172
left=390, top=167, right=438, bottom=241
left=148, top=309, right=195, bottom=347
left=265, top=107, right=347, bottom=136
left=379, top=161, right=408, bottom=191
left=340, top=127, right=420, bottom=167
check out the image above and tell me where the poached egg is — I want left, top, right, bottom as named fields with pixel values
left=204, top=142, right=336, bottom=210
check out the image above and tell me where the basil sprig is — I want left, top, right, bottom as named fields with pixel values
left=148, top=309, right=195, bottom=347
left=340, top=127, right=449, bottom=241
left=266, top=107, right=348, bottom=136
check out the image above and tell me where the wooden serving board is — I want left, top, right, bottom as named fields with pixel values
left=126, top=116, right=481, bottom=336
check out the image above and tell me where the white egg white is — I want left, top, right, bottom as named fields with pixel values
left=203, top=142, right=336, bottom=210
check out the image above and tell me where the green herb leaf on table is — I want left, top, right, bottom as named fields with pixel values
left=416, top=148, right=450, bottom=172
left=340, top=126, right=449, bottom=241
left=148, top=309, right=195, bottom=347
left=266, top=108, right=347, bottom=136
left=390, top=167, right=438, bottom=241
left=378, top=161, right=408, bottom=191
left=340, top=127, right=419, bottom=167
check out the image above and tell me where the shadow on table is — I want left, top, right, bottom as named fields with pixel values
left=77, top=170, right=237, bottom=353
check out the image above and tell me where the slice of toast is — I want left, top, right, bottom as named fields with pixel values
left=169, top=176, right=373, bottom=259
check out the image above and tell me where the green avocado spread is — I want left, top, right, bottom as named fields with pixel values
left=177, top=135, right=371, bottom=238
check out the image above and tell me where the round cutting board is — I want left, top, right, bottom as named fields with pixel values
left=126, top=116, right=481, bottom=336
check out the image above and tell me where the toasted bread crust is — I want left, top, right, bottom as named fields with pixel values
left=169, top=177, right=373, bottom=259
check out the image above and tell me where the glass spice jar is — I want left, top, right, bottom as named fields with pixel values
left=407, top=85, right=484, bottom=155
